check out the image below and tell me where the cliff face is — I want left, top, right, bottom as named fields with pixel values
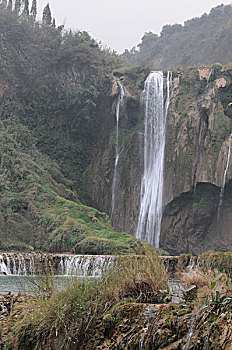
left=86, top=65, right=232, bottom=254
left=161, top=66, right=232, bottom=254
left=86, top=68, right=147, bottom=235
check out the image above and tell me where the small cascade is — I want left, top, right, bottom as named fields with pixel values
left=0, top=253, right=36, bottom=276
left=29, top=255, right=36, bottom=275
left=6, top=256, right=11, bottom=274
left=0, top=255, right=10, bottom=275
left=185, top=314, right=195, bottom=349
left=61, top=255, right=116, bottom=277
left=17, top=254, right=27, bottom=275
left=206, top=69, right=213, bottom=88
left=139, top=305, right=160, bottom=349
left=0, top=253, right=116, bottom=277
left=186, top=256, right=197, bottom=271
left=59, top=256, right=65, bottom=275
left=111, top=79, right=124, bottom=218
left=139, top=323, right=149, bottom=350
left=12, top=256, right=17, bottom=275
left=217, top=132, right=232, bottom=221
left=136, top=71, right=172, bottom=247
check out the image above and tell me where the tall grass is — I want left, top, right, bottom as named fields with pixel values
left=3, top=251, right=168, bottom=350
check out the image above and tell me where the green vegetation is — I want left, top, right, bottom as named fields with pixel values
left=0, top=3, right=123, bottom=191
left=200, top=251, right=232, bottom=279
left=0, top=3, right=144, bottom=253
left=123, top=4, right=232, bottom=69
left=0, top=117, right=143, bottom=254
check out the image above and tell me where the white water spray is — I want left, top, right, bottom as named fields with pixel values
left=206, top=69, right=213, bottom=88
left=111, top=79, right=124, bottom=217
left=217, top=133, right=232, bottom=221
left=0, top=253, right=116, bottom=277
left=136, top=71, right=171, bottom=247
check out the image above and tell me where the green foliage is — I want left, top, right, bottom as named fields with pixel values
left=200, top=252, right=232, bottom=278
left=42, top=3, right=52, bottom=25
left=123, top=4, right=232, bottom=69
left=30, top=0, right=36, bottom=19
left=199, top=273, right=232, bottom=318
left=0, top=5, right=123, bottom=190
left=43, top=196, right=144, bottom=254
left=0, top=117, right=142, bottom=254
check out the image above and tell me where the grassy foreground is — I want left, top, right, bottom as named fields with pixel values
left=2, top=252, right=168, bottom=349
left=2, top=252, right=232, bottom=349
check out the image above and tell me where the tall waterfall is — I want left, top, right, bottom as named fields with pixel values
left=111, top=79, right=124, bottom=217
left=136, top=71, right=171, bottom=247
left=217, top=132, right=232, bottom=221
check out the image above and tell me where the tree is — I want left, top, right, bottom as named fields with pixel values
left=42, top=4, right=52, bottom=25
left=7, top=0, right=12, bottom=11
left=52, top=18, right=56, bottom=27
left=30, top=0, right=37, bottom=19
left=1, top=0, right=7, bottom=8
left=23, top=0, right=29, bottom=15
left=14, top=0, right=21, bottom=14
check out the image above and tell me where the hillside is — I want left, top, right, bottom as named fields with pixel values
left=0, top=116, right=144, bottom=254
left=1, top=2, right=232, bottom=255
left=123, top=4, right=232, bottom=69
left=0, top=4, right=122, bottom=192
left=0, top=4, right=146, bottom=254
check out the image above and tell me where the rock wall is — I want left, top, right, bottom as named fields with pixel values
left=161, top=66, right=232, bottom=254
left=86, top=65, right=232, bottom=254
left=86, top=71, right=145, bottom=234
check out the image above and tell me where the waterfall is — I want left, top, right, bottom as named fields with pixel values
left=186, top=256, right=197, bottom=271
left=0, top=253, right=116, bottom=277
left=185, top=314, right=195, bottom=349
left=60, top=255, right=115, bottom=277
left=111, top=79, right=124, bottom=218
left=217, top=132, right=232, bottom=221
left=17, top=254, right=27, bottom=275
left=206, top=69, right=213, bottom=88
left=136, top=71, right=171, bottom=247
left=0, top=253, right=34, bottom=276
left=0, top=255, right=9, bottom=275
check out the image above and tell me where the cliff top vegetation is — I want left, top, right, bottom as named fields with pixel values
left=123, top=4, right=232, bottom=70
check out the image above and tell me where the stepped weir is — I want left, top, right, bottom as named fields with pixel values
left=0, top=253, right=196, bottom=278
left=0, top=253, right=116, bottom=277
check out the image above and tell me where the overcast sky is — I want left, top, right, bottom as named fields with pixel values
left=34, top=0, right=232, bottom=53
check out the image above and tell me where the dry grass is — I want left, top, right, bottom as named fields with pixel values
left=180, top=268, right=212, bottom=289
left=179, top=267, right=232, bottom=305
left=3, top=250, right=168, bottom=350
left=111, top=252, right=169, bottom=303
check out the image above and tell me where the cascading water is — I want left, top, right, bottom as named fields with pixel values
left=136, top=71, right=171, bottom=247
left=217, top=132, right=232, bottom=221
left=111, top=79, right=124, bottom=218
left=206, top=69, right=213, bottom=88
left=0, top=253, right=29, bottom=275
left=59, top=255, right=115, bottom=277
left=185, top=314, right=196, bottom=350
left=0, top=255, right=9, bottom=275
left=0, top=253, right=116, bottom=277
